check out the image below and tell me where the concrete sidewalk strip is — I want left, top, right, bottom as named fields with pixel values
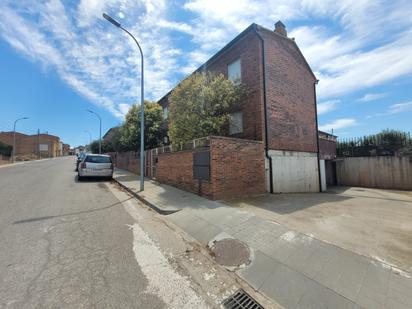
left=114, top=167, right=412, bottom=309
left=113, top=168, right=220, bottom=214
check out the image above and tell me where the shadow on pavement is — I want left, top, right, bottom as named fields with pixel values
left=13, top=197, right=132, bottom=224
left=226, top=192, right=353, bottom=214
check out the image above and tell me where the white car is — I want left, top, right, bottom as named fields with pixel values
left=77, top=154, right=113, bottom=180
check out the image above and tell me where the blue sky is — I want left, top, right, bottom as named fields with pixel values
left=0, top=0, right=411, bottom=146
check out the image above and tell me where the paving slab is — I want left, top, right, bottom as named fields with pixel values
left=191, top=224, right=223, bottom=245
left=237, top=250, right=280, bottom=290
left=297, top=279, right=357, bottom=309
left=113, top=168, right=220, bottom=214
left=299, top=241, right=338, bottom=279
left=113, top=167, right=412, bottom=309
left=333, top=254, right=370, bottom=300
left=259, top=263, right=310, bottom=308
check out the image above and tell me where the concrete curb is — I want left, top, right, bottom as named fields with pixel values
left=112, top=177, right=181, bottom=215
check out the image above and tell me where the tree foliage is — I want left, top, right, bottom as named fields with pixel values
left=120, top=101, right=167, bottom=151
left=168, top=72, right=246, bottom=148
left=0, top=141, right=12, bottom=156
left=86, top=101, right=166, bottom=153
left=338, top=129, right=411, bottom=148
left=89, top=140, right=115, bottom=154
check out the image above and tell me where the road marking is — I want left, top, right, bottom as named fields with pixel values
left=122, top=200, right=209, bottom=308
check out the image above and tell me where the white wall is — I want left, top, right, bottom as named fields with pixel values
left=336, top=156, right=412, bottom=190
left=267, top=150, right=320, bottom=193
left=319, top=159, right=327, bottom=192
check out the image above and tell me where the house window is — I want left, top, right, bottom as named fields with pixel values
left=163, top=106, right=168, bottom=119
left=229, top=111, right=243, bottom=135
left=228, top=58, right=241, bottom=83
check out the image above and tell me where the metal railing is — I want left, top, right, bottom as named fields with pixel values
left=337, top=132, right=412, bottom=157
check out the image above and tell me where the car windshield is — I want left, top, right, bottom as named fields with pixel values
left=84, top=155, right=111, bottom=163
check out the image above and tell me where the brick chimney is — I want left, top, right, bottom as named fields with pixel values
left=274, top=21, right=287, bottom=36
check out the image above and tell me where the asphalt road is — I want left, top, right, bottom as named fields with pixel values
left=0, top=157, right=165, bottom=308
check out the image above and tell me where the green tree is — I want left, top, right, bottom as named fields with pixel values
left=88, top=140, right=114, bottom=154
left=108, top=126, right=125, bottom=152
left=375, top=129, right=409, bottom=146
left=0, top=141, right=12, bottom=156
left=169, top=72, right=246, bottom=148
left=120, top=101, right=166, bottom=151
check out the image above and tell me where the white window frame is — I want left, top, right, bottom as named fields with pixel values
left=228, top=58, right=241, bottom=83
left=229, top=111, right=243, bottom=135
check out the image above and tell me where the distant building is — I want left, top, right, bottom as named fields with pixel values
left=103, top=126, right=120, bottom=143
left=0, top=131, right=62, bottom=159
left=318, top=130, right=337, bottom=160
left=62, top=143, right=71, bottom=156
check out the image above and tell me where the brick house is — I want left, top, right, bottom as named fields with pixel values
left=103, top=126, right=120, bottom=143
left=0, top=131, right=61, bottom=159
left=158, top=21, right=321, bottom=193
left=319, top=131, right=337, bottom=161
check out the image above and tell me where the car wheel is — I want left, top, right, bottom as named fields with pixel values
left=77, top=174, right=82, bottom=181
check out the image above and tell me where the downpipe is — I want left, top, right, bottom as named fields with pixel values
left=254, top=26, right=274, bottom=194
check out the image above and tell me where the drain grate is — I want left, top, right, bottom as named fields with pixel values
left=222, top=289, right=264, bottom=309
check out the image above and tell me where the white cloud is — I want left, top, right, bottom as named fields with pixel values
left=156, top=19, right=193, bottom=33
left=366, top=100, right=412, bottom=118
left=317, top=99, right=339, bottom=115
left=357, top=92, right=388, bottom=102
left=389, top=101, right=412, bottom=114
left=0, top=0, right=183, bottom=119
left=1, top=0, right=412, bottom=121
left=319, top=118, right=357, bottom=132
left=315, top=31, right=412, bottom=98
left=118, top=103, right=131, bottom=116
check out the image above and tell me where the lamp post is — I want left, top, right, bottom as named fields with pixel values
left=12, top=117, right=29, bottom=163
left=84, top=130, right=92, bottom=151
left=86, top=109, right=101, bottom=154
left=103, top=12, right=145, bottom=191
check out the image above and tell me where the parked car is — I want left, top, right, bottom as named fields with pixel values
left=77, top=154, right=113, bottom=180
left=75, top=152, right=87, bottom=171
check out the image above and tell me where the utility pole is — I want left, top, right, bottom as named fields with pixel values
left=86, top=110, right=102, bottom=154
left=37, top=129, right=40, bottom=159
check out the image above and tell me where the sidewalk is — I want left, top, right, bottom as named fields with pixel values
left=113, top=168, right=221, bottom=214
left=113, top=168, right=412, bottom=309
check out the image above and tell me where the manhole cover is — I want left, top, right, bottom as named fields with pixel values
left=209, top=238, right=250, bottom=267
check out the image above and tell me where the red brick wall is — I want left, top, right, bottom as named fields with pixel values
left=113, top=151, right=141, bottom=175
left=203, top=31, right=264, bottom=142
left=260, top=27, right=318, bottom=153
left=155, top=136, right=265, bottom=200
left=159, top=30, right=265, bottom=143
left=319, top=139, right=337, bottom=160
left=155, top=149, right=213, bottom=198
left=0, top=154, right=10, bottom=165
left=0, top=132, right=60, bottom=157
left=210, top=137, right=265, bottom=200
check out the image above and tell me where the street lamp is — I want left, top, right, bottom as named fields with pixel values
left=12, top=117, right=29, bottom=163
left=86, top=109, right=101, bottom=154
left=84, top=130, right=92, bottom=151
left=103, top=12, right=145, bottom=191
